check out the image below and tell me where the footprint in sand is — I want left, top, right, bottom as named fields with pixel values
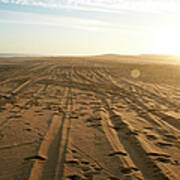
left=110, top=122, right=126, bottom=131
left=81, top=160, right=90, bottom=165
left=24, top=154, right=47, bottom=161
left=147, top=152, right=171, bottom=158
left=83, top=171, right=100, bottom=179
left=108, top=177, right=120, bottom=180
left=70, top=112, right=79, bottom=119
left=81, top=166, right=92, bottom=172
left=91, top=164, right=102, bottom=171
left=144, top=126, right=154, bottom=130
left=8, top=114, right=22, bottom=119
left=24, top=128, right=32, bottom=132
left=0, top=107, right=6, bottom=112
left=67, top=174, right=85, bottom=180
left=24, top=122, right=30, bottom=125
left=65, top=159, right=80, bottom=165
left=0, top=133, right=4, bottom=140
left=164, top=134, right=177, bottom=140
left=80, top=112, right=88, bottom=117
left=108, top=151, right=127, bottom=157
left=155, top=157, right=171, bottom=163
left=146, top=134, right=158, bottom=140
left=156, top=141, right=173, bottom=147
left=71, top=148, right=78, bottom=154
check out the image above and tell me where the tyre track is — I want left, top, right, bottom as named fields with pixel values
left=100, top=108, right=144, bottom=179
left=0, top=65, right=55, bottom=107
left=54, top=86, right=72, bottom=180
left=0, top=65, right=56, bottom=132
left=87, top=65, right=171, bottom=179
left=100, top=96, right=178, bottom=180
left=28, top=70, right=73, bottom=180
left=72, top=64, right=179, bottom=179
left=94, top=66, right=180, bottom=179
left=103, top=66, right=179, bottom=109
left=0, top=84, right=46, bottom=131
left=72, top=65, right=146, bottom=179
left=99, top=67, right=180, bottom=132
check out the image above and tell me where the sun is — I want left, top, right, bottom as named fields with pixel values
left=151, top=24, right=180, bottom=56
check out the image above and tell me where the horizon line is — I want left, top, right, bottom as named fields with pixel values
left=0, top=52, right=180, bottom=58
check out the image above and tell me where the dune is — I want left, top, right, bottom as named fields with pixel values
left=0, top=55, right=180, bottom=180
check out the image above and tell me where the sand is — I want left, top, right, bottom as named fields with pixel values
left=0, top=55, right=180, bottom=180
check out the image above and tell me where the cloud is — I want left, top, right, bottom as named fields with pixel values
left=1, top=0, right=180, bottom=14
left=0, top=9, right=133, bottom=31
left=0, top=9, right=155, bottom=36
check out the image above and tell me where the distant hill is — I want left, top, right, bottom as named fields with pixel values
left=139, top=54, right=176, bottom=59
left=91, top=53, right=180, bottom=65
left=98, top=53, right=177, bottom=59
left=96, top=54, right=138, bottom=58
left=0, top=53, right=42, bottom=57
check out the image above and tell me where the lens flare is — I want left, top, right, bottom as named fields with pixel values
left=131, top=69, right=140, bottom=78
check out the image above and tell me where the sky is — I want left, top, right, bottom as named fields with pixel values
left=0, top=0, right=180, bottom=55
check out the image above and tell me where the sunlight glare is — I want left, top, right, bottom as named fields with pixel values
left=152, top=24, right=180, bottom=56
